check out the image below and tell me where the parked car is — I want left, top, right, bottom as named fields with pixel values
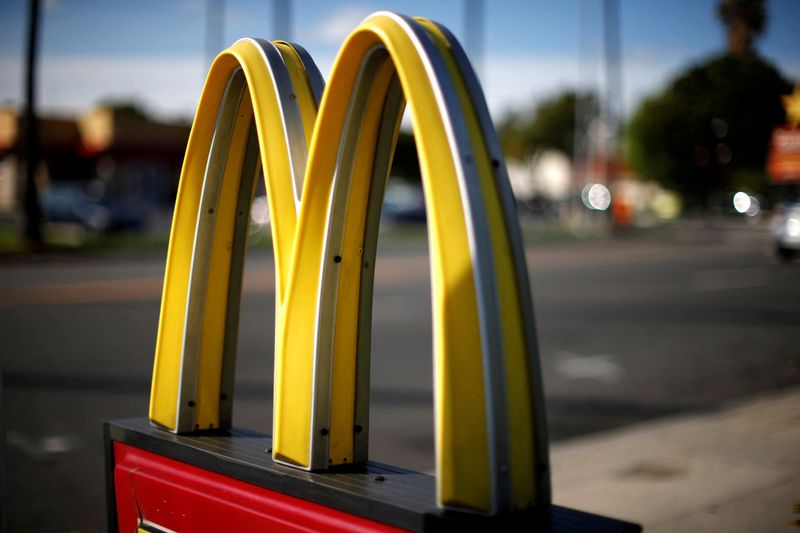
left=41, top=183, right=110, bottom=233
left=382, top=181, right=426, bottom=223
left=42, top=180, right=150, bottom=236
left=771, top=201, right=800, bottom=261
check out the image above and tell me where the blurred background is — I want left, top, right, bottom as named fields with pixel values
left=0, top=0, right=799, bottom=531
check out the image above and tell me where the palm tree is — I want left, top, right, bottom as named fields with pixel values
left=717, top=0, right=766, bottom=55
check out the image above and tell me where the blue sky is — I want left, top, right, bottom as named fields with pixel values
left=1, top=0, right=798, bottom=122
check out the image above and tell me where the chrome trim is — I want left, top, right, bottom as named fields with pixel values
left=353, top=72, right=406, bottom=463
left=247, top=38, right=309, bottom=206
left=380, top=12, right=510, bottom=512
left=286, top=41, right=327, bottom=106
left=309, top=45, right=388, bottom=470
left=218, top=118, right=261, bottom=429
left=177, top=68, right=247, bottom=433
left=435, top=21, right=551, bottom=505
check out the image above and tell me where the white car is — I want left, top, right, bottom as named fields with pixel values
left=771, top=201, right=800, bottom=261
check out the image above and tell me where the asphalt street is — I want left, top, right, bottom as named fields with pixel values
left=1, top=220, right=798, bottom=531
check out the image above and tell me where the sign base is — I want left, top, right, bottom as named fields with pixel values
left=104, top=418, right=640, bottom=532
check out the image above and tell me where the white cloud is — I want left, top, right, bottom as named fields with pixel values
left=480, top=50, right=694, bottom=122
left=43, top=0, right=61, bottom=12
left=309, top=4, right=372, bottom=45
left=0, top=55, right=205, bottom=120
left=0, top=57, right=23, bottom=107
left=0, top=46, right=733, bottom=126
left=481, top=54, right=579, bottom=121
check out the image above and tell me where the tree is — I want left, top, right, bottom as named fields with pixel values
left=96, top=99, right=151, bottom=119
left=498, top=91, right=597, bottom=161
left=626, top=1, right=792, bottom=208
left=717, top=0, right=766, bottom=55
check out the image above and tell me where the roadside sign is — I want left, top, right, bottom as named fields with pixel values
left=147, top=12, right=547, bottom=514
left=105, top=11, right=640, bottom=532
left=768, top=127, right=800, bottom=183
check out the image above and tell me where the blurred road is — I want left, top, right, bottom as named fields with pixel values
left=1, top=221, right=799, bottom=531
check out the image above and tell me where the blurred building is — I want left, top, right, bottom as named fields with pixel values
left=0, top=105, right=189, bottom=218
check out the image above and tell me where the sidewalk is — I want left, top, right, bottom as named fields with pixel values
left=551, top=387, right=800, bottom=532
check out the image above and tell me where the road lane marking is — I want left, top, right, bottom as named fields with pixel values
left=690, top=268, right=768, bottom=292
left=554, top=351, right=623, bottom=384
left=0, top=277, right=165, bottom=307
left=6, top=430, right=80, bottom=462
left=0, top=255, right=433, bottom=307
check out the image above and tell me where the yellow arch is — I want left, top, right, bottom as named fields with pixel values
left=148, top=38, right=323, bottom=432
left=273, top=13, right=548, bottom=513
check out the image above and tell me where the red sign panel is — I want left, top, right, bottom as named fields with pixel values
left=768, top=127, right=800, bottom=183
left=113, top=443, right=407, bottom=533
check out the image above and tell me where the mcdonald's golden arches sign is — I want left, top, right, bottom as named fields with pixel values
left=148, top=12, right=550, bottom=515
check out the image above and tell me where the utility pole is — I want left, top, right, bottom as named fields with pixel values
left=602, top=0, right=623, bottom=177
left=22, top=0, right=43, bottom=246
left=575, top=0, right=623, bottom=188
left=206, top=0, right=224, bottom=70
left=463, top=0, right=485, bottom=82
left=272, top=0, right=291, bottom=41
left=573, top=0, right=599, bottom=224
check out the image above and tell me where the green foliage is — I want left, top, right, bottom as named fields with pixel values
left=97, top=98, right=150, bottom=119
left=627, top=52, right=792, bottom=208
left=717, top=0, right=766, bottom=35
left=717, top=0, right=766, bottom=54
left=498, top=91, right=596, bottom=161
